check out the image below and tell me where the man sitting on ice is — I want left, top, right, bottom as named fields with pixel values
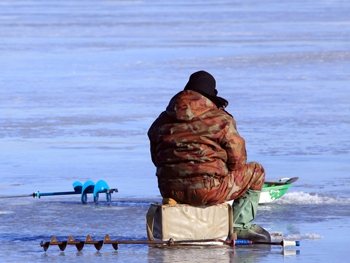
left=148, top=70, right=270, bottom=242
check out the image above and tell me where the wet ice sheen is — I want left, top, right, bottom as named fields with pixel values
left=1, top=0, right=350, bottom=262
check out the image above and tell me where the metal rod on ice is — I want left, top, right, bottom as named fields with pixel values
left=40, top=235, right=300, bottom=252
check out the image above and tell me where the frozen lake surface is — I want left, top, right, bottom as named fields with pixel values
left=1, top=0, right=350, bottom=262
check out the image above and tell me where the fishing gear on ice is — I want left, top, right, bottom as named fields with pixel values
left=40, top=235, right=300, bottom=252
left=0, top=180, right=118, bottom=204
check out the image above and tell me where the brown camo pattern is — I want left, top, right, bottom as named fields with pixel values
left=148, top=90, right=265, bottom=205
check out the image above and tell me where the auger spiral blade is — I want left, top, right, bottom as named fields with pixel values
left=103, top=234, right=118, bottom=250
left=85, top=235, right=104, bottom=251
left=67, top=236, right=85, bottom=251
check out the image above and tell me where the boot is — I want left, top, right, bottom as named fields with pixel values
left=233, top=189, right=271, bottom=243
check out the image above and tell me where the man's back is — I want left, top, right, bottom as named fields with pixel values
left=148, top=89, right=246, bottom=205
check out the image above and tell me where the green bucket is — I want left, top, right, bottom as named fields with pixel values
left=259, top=177, right=298, bottom=204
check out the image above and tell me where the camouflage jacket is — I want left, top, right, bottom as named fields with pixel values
left=148, top=90, right=247, bottom=195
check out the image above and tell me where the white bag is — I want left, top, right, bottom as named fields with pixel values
left=146, top=203, right=233, bottom=246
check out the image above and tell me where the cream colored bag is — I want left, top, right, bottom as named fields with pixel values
left=146, top=203, right=233, bottom=245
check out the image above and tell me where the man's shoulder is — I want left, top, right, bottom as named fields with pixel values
left=148, top=111, right=173, bottom=135
left=204, top=108, right=234, bottom=121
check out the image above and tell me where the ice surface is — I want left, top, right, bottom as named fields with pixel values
left=1, top=0, right=350, bottom=262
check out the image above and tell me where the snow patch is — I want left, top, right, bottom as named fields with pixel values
left=285, top=233, right=323, bottom=240
left=275, top=192, right=350, bottom=205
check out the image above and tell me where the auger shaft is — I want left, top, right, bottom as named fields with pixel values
left=40, top=235, right=300, bottom=252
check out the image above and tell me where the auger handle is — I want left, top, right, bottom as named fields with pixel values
left=234, top=239, right=300, bottom=247
left=282, top=239, right=300, bottom=247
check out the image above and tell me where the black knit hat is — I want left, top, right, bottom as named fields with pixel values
left=184, top=70, right=217, bottom=96
left=184, top=70, right=228, bottom=108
